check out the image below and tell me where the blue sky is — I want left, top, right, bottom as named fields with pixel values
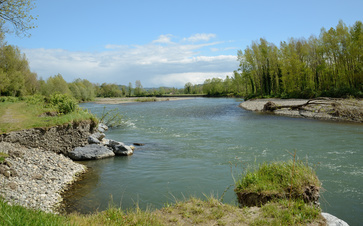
left=4, top=0, right=363, bottom=87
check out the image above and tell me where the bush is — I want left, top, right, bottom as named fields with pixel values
left=49, top=93, right=78, bottom=114
left=25, top=95, right=45, bottom=105
left=0, top=96, right=19, bottom=102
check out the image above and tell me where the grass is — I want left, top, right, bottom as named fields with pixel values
left=235, top=160, right=321, bottom=198
left=0, top=152, right=9, bottom=163
left=0, top=192, right=325, bottom=226
left=134, top=97, right=158, bottom=102
left=0, top=101, right=97, bottom=134
left=0, top=198, right=67, bottom=226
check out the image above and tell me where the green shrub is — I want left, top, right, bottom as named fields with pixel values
left=49, top=93, right=78, bottom=114
left=0, top=96, right=19, bottom=102
left=25, top=94, right=46, bottom=105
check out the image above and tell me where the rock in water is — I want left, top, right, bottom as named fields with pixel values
left=107, top=140, right=133, bottom=156
left=322, top=213, right=349, bottom=226
left=114, top=144, right=133, bottom=156
left=97, top=123, right=108, bottom=133
left=68, top=144, right=115, bottom=160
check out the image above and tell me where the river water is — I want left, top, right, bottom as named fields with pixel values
left=64, top=98, right=362, bottom=225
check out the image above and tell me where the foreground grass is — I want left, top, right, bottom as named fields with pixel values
left=0, top=101, right=96, bottom=134
left=0, top=195, right=325, bottom=226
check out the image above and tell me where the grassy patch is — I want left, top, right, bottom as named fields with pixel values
left=0, top=101, right=97, bottom=134
left=254, top=199, right=325, bottom=225
left=134, top=97, right=158, bottom=102
left=235, top=160, right=320, bottom=199
left=0, top=198, right=67, bottom=226
left=0, top=195, right=326, bottom=226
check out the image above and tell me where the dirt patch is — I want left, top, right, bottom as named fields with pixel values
left=240, top=98, right=363, bottom=122
left=236, top=185, right=320, bottom=207
left=0, top=108, right=23, bottom=124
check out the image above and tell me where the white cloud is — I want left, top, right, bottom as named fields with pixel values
left=152, top=34, right=174, bottom=44
left=23, top=34, right=238, bottom=87
left=184, top=33, right=216, bottom=42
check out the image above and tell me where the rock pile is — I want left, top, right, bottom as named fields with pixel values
left=68, top=123, right=134, bottom=161
left=0, top=142, right=86, bottom=213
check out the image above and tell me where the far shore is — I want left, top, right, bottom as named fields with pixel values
left=240, top=97, right=363, bottom=123
left=92, top=97, right=195, bottom=105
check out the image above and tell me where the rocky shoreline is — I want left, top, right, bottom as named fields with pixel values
left=0, top=122, right=133, bottom=214
left=240, top=98, right=363, bottom=123
left=0, top=142, right=86, bottom=213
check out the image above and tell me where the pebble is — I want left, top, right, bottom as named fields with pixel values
left=0, top=142, right=86, bottom=213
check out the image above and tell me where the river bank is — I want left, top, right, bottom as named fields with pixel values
left=240, top=98, right=363, bottom=122
left=93, top=97, right=194, bottom=104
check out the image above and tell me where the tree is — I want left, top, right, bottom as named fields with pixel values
left=134, top=80, right=144, bottom=96
left=40, top=74, right=71, bottom=96
left=128, top=82, right=133, bottom=97
left=0, top=0, right=37, bottom=37
left=184, top=82, right=193, bottom=94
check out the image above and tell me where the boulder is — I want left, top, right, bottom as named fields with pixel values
left=97, top=123, right=108, bottom=133
left=107, top=140, right=133, bottom=156
left=322, top=213, right=349, bottom=226
left=114, top=144, right=133, bottom=156
left=92, top=132, right=106, bottom=141
left=88, top=135, right=100, bottom=144
left=68, top=144, right=115, bottom=160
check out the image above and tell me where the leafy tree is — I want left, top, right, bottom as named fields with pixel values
left=40, top=74, right=71, bottom=96
left=0, top=0, right=37, bottom=37
left=128, top=82, right=133, bottom=97
left=0, top=43, right=36, bottom=96
left=184, top=82, right=193, bottom=94
left=134, top=80, right=144, bottom=96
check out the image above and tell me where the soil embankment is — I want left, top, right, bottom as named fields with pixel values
left=0, top=120, right=96, bottom=213
left=240, top=98, right=363, bottom=122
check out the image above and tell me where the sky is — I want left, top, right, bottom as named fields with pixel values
left=4, top=0, right=363, bottom=88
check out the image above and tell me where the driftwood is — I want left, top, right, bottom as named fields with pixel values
left=260, top=98, right=363, bottom=122
left=263, top=98, right=339, bottom=112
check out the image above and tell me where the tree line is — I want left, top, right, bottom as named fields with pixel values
left=2, top=18, right=361, bottom=100
left=200, top=20, right=363, bottom=98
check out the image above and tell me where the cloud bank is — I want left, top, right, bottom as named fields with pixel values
left=23, top=33, right=238, bottom=87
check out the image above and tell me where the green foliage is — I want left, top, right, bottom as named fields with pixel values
left=40, top=74, right=71, bottom=97
left=97, top=83, right=123, bottom=97
left=99, top=107, right=124, bottom=128
left=256, top=199, right=322, bottom=225
left=0, top=96, right=19, bottom=102
left=235, top=160, right=320, bottom=196
left=69, top=78, right=96, bottom=101
left=0, top=0, right=37, bottom=37
left=24, top=94, right=45, bottom=105
left=0, top=198, right=67, bottom=225
left=234, top=20, right=363, bottom=99
left=0, top=44, right=36, bottom=97
left=48, top=93, right=78, bottom=114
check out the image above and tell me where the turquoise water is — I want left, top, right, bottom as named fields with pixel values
left=64, top=98, right=362, bottom=225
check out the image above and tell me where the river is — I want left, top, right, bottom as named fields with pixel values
left=63, top=98, right=362, bottom=225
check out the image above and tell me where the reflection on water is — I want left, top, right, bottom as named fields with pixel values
left=62, top=98, right=363, bottom=225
